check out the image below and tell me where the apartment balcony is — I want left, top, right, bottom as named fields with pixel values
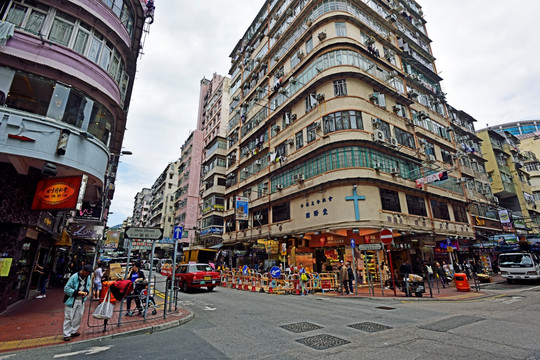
left=493, top=181, right=516, bottom=199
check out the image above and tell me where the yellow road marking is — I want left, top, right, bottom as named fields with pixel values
left=0, top=336, right=64, bottom=351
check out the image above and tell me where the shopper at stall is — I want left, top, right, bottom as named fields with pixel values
left=62, top=264, right=92, bottom=341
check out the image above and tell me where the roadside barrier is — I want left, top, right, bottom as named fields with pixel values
left=220, top=270, right=340, bottom=296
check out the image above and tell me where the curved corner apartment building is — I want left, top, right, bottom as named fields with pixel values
left=0, top=0, right=150, bottom=310
left=222, top=0, right=477, bottom=272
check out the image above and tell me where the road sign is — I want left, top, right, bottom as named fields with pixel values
left=174, top=226, right=183, bottom=240
left=270, top=266, right=281, bottom=278
left=124, top=227, right=163, bottom=240
left=357, top=243, right=383, bottom=251
left=350, top=239, right=356, bottom=248
left=380, top=228, right=393, bottom=245
left=243, top=265, right=249, bottom=275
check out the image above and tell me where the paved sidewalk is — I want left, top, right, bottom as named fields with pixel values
left=315, top=275, right=503, bottom=301
left=0, top=287, right=191, bottom=353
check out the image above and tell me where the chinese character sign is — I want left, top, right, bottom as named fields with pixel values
left=31, top=176, right=83, bottom=210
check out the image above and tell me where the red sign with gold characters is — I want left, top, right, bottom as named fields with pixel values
left=31, top=176, right=83, bottom=210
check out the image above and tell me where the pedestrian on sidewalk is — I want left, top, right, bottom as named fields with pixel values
left=340, top=260, right=350, bottom=294
left=125, top=262, right=145, bottom=316
left=34, top=262, right=51, bottom=298
left=63, top=264, right=92, bottom=341
left=93, top=262, right=104, bottom=299
left=298, top=263, right=308, bottom=296
left=434, top=262, right=447, bottom=288
left=346, top=262, right=354, bottom=293
left=381, top=262, right=390, bottom=288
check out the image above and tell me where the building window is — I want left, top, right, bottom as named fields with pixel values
left=453, top=204, right=468, bottom=223
left=295, top=130, right=304, bottom=149
left=333, top=79, right=347, bottom=97
left=307, top=122, right=318, bottom=143
left=394, top=127, right=415, bottom=149
left=378, top=120, right=391, bottom=139
left=272, top=203, right=290, bottom=222
left=406, top=194, right=427, bottom=216
left=49, top=11, right=76, bottom=46
left=323, top=110, right=363, bottom=134
left=335, top=22, right=347, bottom=37
left=305, top=93, right=317, bottom=113
left=380, top=188, right=401, bottom=212
left=306, top=37, right=313, bottom=53
left=430, top=200, right=450, bottom=220
left=441, top=149, right=453, bottom=165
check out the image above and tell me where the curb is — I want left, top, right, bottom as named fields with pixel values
left=0, top=311, right=194, bottom=355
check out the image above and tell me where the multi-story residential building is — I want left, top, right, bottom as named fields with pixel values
left=517, top=132, right=540, bottom=213
left=148, top=161, right=179, bottom=237
left=490, top=120, right=540, bottom=137
left=174, top=131, right=203, bottom=245
left=198, top=74, right=230, bottom=247
left=0, top=0, right=152, bottom=311
left=221, top=0, right=476, bottom=273
left=447, top=107, right=502, bottom=244
left=477, top=129, right=540, bottom=235
left=132, top=188, right=152, bottom=226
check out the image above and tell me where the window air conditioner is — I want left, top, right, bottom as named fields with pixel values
left=318, top=32, right=327, bottom=41
left=276, top=184, right=284, bottom=190
left=254, top=160, right=262, bottom=166
left=390, top=167, right=400, bottom=175
left=389, top=137, right=399, bottom=147
left=290, top=113, right=297, bottom=121
left=369, top=92, right=379, bottom=102
left=313, top=121, right=321, bottom=130
left=293, top=174, right=305, bottom=182
left=371, top=117, right=380, bottom=128
left=316, top=93, right=325, bottom=101
left=306, top=19, right=313, bottom=27
left=392, top=105, right=401, bottom=114
left=286, top=8, right=293, bottom=16
left=254, top=214, right=263, bottom=220
left=289, top=76, right=298, bottom=84
left=297, top=51, right=305, bottom=60
left=426, top=154, right=436, bottom=163
left=419, top=111, right=428, bottom=119
left=373, top=129, right=385, bottom=142
left=273, top=125, right=280, bottom=132
left=286, top=139, right=294, bottom=146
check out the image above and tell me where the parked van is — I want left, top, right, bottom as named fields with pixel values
left=498, top=252, right=540, bottom=283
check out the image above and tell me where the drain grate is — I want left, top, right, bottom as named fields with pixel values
left=348, top=322, right=393, bottom=333
left=280, top=322, right=323, bottom=333
left=296, top=334, right=350, bottom=350
left=375, top=306, right=396, bottom=310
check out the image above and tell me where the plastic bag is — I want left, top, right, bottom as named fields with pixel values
left=301, top=273, right=308, bottom=282
left=93, top=289, right=114, bottom=319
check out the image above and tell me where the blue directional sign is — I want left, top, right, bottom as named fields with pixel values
left=242, top=265, right=249, bottom=275
left=174, top=226, right=183, bottom=240
left=270, top=266, right=281, bottom=278
left=350, top=239, right=356, bottom=248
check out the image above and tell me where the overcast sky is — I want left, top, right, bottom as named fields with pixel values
left=107, top=1, right=540, bottom=227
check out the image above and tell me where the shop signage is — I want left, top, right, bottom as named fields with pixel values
left=301, top=194, right=332, bottom=219
left=415, top=171, right=448, bottom=188
left=75, top=202, right=102, bottom=222
left=310, top=237, right=349, bottom=247
left=200, top=226, right=223, bottom=236
left=103, top=230, right=120, bottom=249
left=37, top=212, right=55, bottom=233
left=70, top=224, right=104, bottom=240
left=235, top=196, right=249, bottom=220
left=31, top=176, right=84, bottom=211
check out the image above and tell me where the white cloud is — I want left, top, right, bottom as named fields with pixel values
left=107, top=0, right=540, bottom=226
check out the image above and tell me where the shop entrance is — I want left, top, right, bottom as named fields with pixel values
left=315, top=247, right=344, bottom=273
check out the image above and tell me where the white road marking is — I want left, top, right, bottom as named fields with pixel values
left=53, top=346, right=111, bottom=358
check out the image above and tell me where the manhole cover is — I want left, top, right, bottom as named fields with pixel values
left=348, top=322, right=393, bottom=333
left=375, top=306, right=396, bottom=310
left=296, top=334, right=350, bottom=350
left=280, top=322, right=323, bottom=333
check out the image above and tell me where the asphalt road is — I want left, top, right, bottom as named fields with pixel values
left=5, top=280, right=540, bottom=360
